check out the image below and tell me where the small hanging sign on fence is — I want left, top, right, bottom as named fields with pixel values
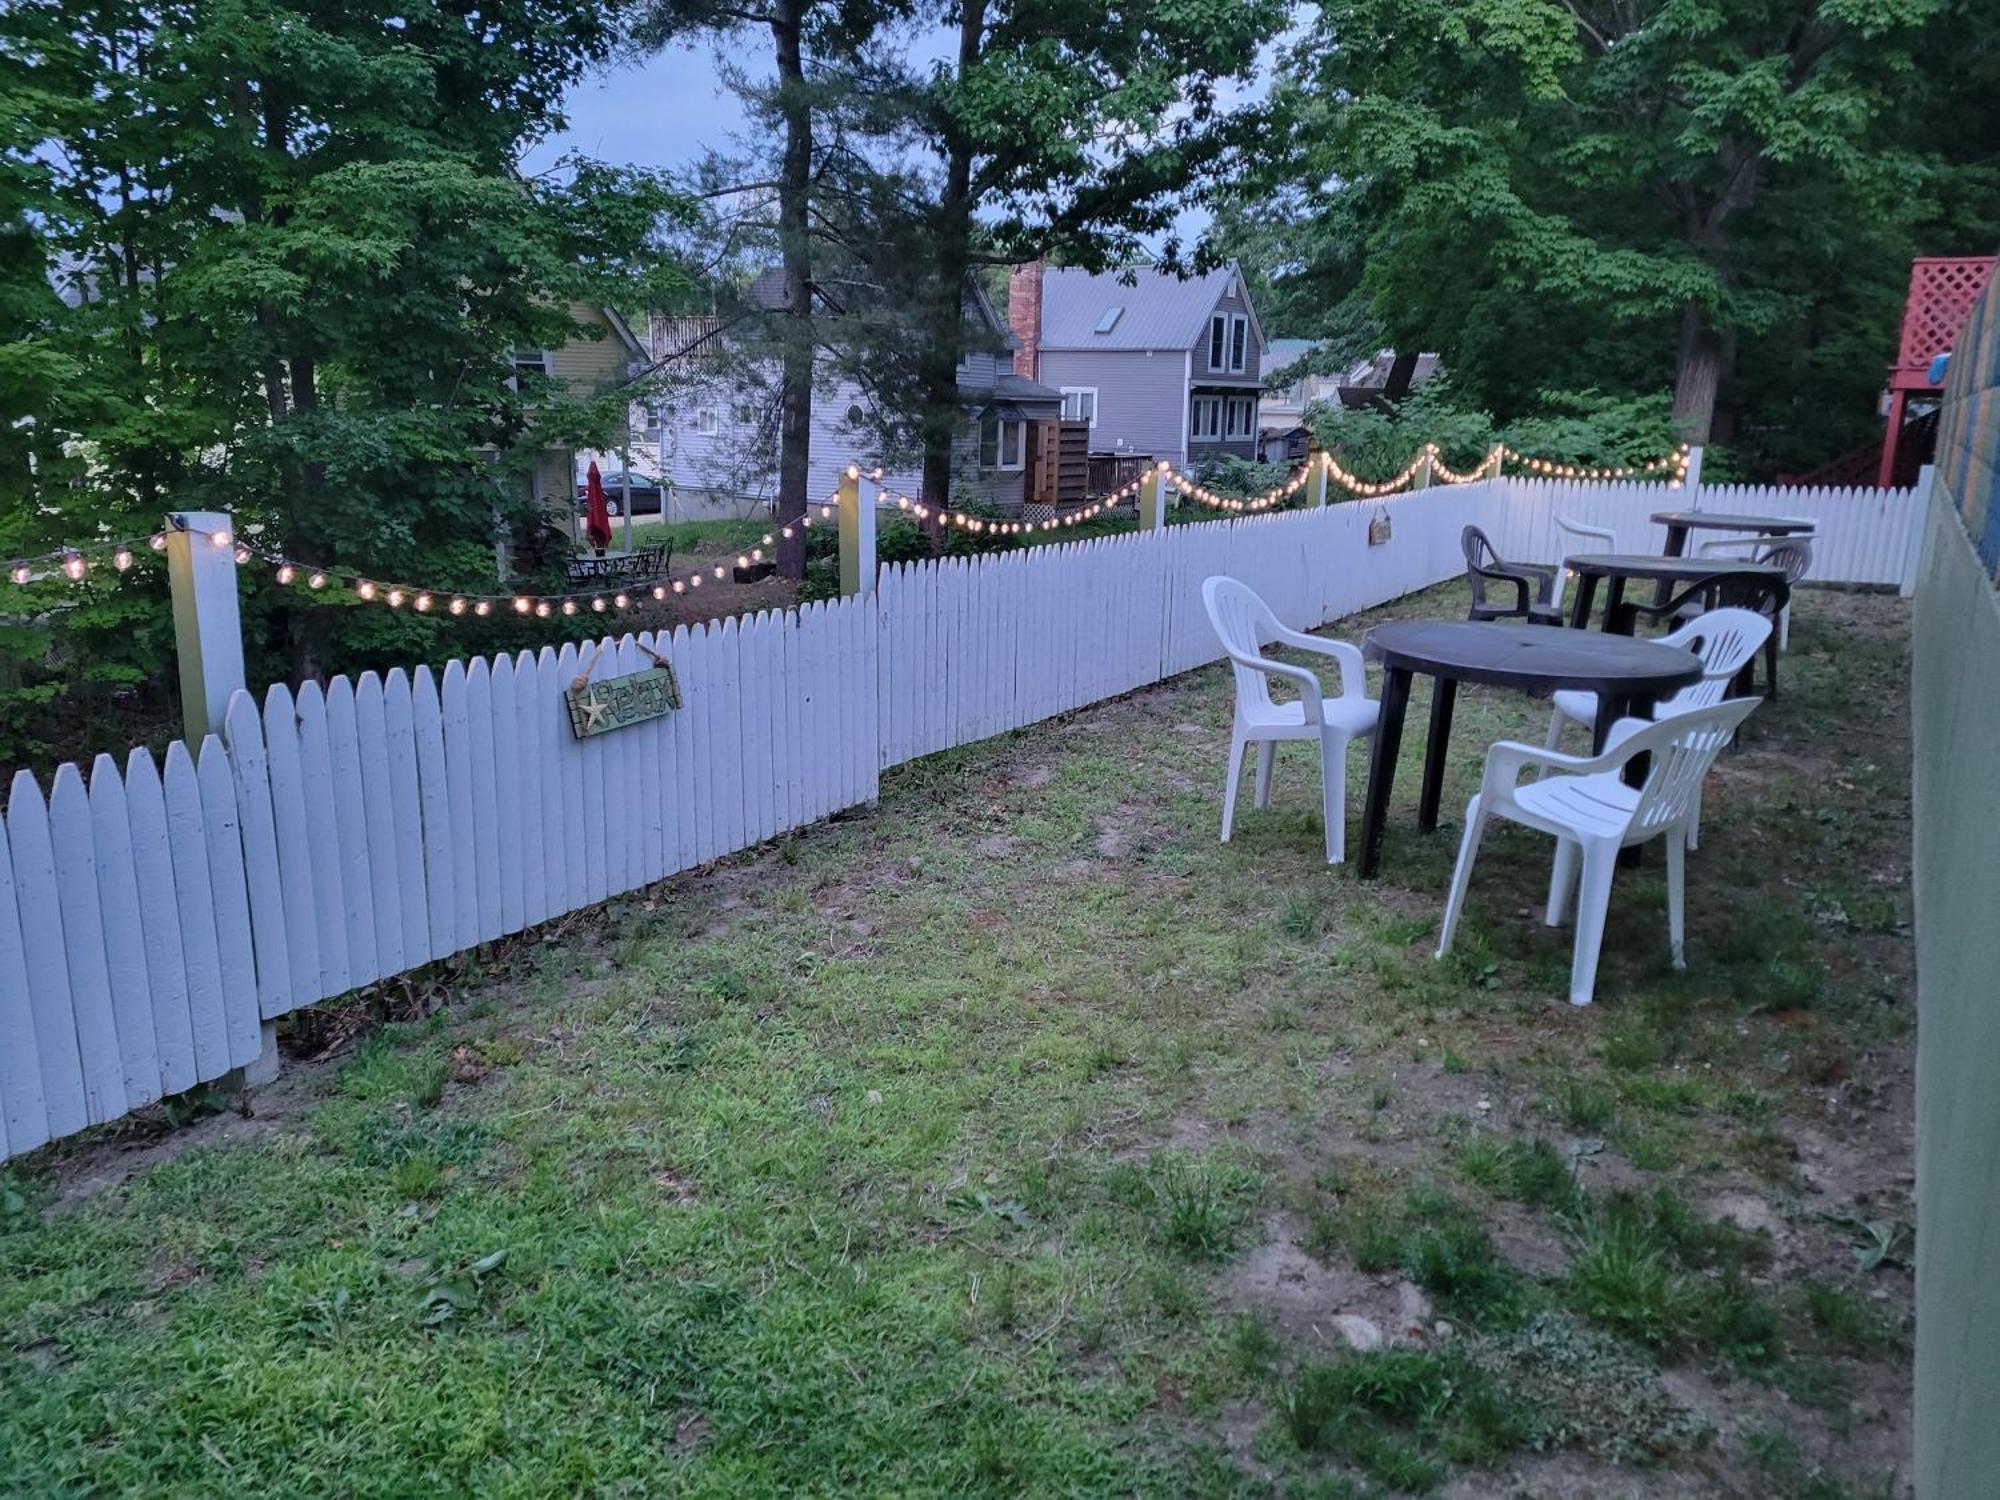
left=565, top=642, right=682, bottom=740
left=1368, top=508, right=1393, bottom=546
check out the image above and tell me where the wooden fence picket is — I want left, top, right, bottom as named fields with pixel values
left=195, top=737, right=265, bottom=1069
left=160, top=741, right=233, bottom=1082
left=86, top=757, right=161, bottom=1112
left=292, top=684, right=352, bottom=998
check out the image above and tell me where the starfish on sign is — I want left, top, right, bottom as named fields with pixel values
left=578, top=688, right=611, bottom=732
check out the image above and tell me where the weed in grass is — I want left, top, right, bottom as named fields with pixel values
left=1554, top=1080, right=1615, bottom=1132
left=1378, top=916, right=1437, bottom=947
left=1149, top=1157, right=1248, bottom=1261
left=1565, top=1190, right=1780, bottom=1360
left=1278, top=895, right=1320, bottom=941
left=1470, top=1311, right=1711, bottom=1461
left=1741, top=1425, right=1892, bottom=1500
left=410, top=1057, right=449, bottom=1110
left=1459, top=1136, right=1511, bottom=1191
left=1440, top=1049, right=1470, bottom=1074
left=1146, top=1263, right=1204, bottom=1321
left=1276, top=1349, right=1526, bottom=1491
left=1400, top=1216, right=1535, bottom=1329
left=1229, top=1312, right=1280, bottom=1379
left=1565, top=1216, right=1700, bottom=1350
left=1797, top=1283, right=1897, bottom=1356
left=1601, top=1027, right=1666, bottom=1071
left=392, top=1155, right=448, bottom=1201
left=1502, top=1139, right=1581, bottom=1212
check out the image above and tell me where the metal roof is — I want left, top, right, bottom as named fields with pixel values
left=1038, top=262, right=1252, bottom=351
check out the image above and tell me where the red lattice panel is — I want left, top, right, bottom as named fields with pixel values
left=1892, top=256, right=1996, bottom=388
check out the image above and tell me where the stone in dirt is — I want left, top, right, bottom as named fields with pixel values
left=1396, top=1281, right=1433, bottom=1334
left=1708, top=1192, right=1783, bottom=1237
left=1333, top=1314, right=1383, bottom=1352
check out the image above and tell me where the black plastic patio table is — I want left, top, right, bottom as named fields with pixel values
left=1564, top=553, right=1788, bottom=633
left=1651, top=510, right=1815, bottom=558
left=1356, top=620, right=1702, bottom=879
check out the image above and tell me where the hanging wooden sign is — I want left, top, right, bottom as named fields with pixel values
left=565, top=643, right=681, bottom=739
left=1368, top=508, right=1393, bottom=546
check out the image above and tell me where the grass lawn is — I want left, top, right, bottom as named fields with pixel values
left=0, top=582, right=1915, bottom=1498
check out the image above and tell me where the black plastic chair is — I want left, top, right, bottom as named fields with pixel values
left=1462, top=526, right=1562, bottom=625
left=1619, top=570, right=1790, bottom=697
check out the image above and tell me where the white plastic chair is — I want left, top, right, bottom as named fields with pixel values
left=1202, top=576, right=1379, bottom=864
left=1540, top=607, right=1770, bottom=849
left=1436, top=698, right=1760, bottom=1007
left=1551, top=514, right=1619, bottom=612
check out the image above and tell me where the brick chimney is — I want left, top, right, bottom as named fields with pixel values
left=1008, top=260, right=1043, bottom=379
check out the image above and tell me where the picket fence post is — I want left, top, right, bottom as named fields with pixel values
left=1141, top=461, right=1172, bottom=530
left=1306, top=448, right=1329, bottom=508
left=165, top=512, right=247, bottom=746
left=1681, top=446, right=1705, bottom=508
left=837, top=465, right=876, bottom=599
left=163, top=509, right=280, bottom=1086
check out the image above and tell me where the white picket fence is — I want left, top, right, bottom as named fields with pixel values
left=0, top=475, right=1923, bottom=1161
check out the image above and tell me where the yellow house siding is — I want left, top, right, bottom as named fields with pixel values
left=546, top=303, right=635, bottom=395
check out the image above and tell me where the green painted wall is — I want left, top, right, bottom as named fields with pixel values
left=1912, top=481, right=2000, bottom=1498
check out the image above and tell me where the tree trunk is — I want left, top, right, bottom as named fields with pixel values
left=915, top=0, right=988, bottom=549
left=1670, top=303, right=1724, bottom=446
left=771, top=0, right=813, bottom=581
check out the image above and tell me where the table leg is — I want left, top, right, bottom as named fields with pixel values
left=1656, top=526, right=1688, bottom=604
left=1568, top=572, right=1599, bottom=631
left=1603, top=576, right=1632, bottom=635
left=1418, top=678, right=1457, bottom=833
left=1359, top=667, right=1412, bottom=880
left=1609, top=691, right=1664, bottom=868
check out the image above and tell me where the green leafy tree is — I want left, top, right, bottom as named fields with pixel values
left=817, top=0, right=1287, bottom=514
left=1, top=0, right=685, bottom=755
left=1249, top=0, right=2000, bottom=471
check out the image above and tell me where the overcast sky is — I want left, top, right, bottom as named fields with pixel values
left=519, top=37, right=1241, bottom=251
left=520, top=45, right=750, bottom=180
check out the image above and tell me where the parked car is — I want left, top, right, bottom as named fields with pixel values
left=574, top=473, right=665, bottom=517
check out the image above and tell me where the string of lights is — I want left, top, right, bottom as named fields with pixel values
left=177, top=508, right=843, bottom=623
left=871, top=462, right=1165, bottom=534
left=4, top=528, right=172, bottom=586
left=1170, top=457, right=1318, bottom=513
left=6, top=444, right=1692, bottom=613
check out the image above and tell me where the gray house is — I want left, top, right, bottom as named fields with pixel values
left=617, top=277, right=1062, bottom=516
left=1007, top=261, right=1270, bottom=465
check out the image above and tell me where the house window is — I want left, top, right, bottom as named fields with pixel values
left=1060, top=387, right=1097, bottom=425
left=1225, top=396, right=1256, bottom=439
left=978, top=414, right=1025, bottom=470
left=1094, top=307, right=1124, bottom=334
left=1207, top=312, right=1248, bottom=373
left=1191, top=396, right=1223, bottom=442
left=509, top=349, right=552, bottom=388
left=694, top=407, right=720, bottom=437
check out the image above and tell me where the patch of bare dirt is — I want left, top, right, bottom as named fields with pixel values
left=1215, top=1214, right=1440, bottom=1351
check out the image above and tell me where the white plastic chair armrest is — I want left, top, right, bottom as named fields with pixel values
left=1480, top=735, right=1631, bottom=797
left=1224, top=650, right=1326, bottom=723
left=1558, top=520, right=1618, bottom=547
left=1272, top=627, right=1367, bottom=698
left=1600, top=715, right=1653, bottom=753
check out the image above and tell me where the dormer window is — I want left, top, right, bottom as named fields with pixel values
left=1094, top=306, right=1124, bottom=334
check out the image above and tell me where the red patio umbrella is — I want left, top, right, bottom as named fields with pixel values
left=584, top=459, right=613, bottom=555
